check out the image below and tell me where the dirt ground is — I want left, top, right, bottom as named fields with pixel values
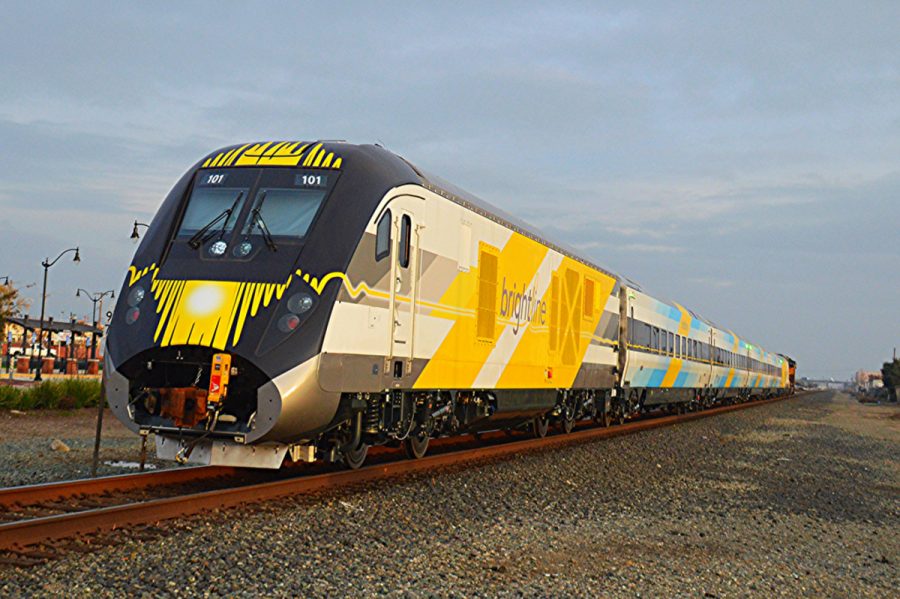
left=0, top=408, right=136, bottom=441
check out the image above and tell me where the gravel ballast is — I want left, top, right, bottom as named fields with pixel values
left=2, top=391, right=897, bottom=597
left=0, top=409, right=167, bottom=486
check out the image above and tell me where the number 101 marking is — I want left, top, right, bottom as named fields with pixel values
left=301, top=175, right=323, bottom=186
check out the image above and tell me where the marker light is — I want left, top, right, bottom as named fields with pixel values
left=278, top=313, right=300, bottom=332
left=125, top=307, right=141, bottom=325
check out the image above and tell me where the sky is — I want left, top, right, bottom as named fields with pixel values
left=0, top=2, right=897, bottom=379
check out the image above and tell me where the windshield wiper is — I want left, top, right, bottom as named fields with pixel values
left=245, top=192, right=277, bottom=252
left=187, top=191, right=244, bottom=249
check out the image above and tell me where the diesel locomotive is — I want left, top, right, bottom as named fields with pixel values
left=104, top=141, right=793, bottom=469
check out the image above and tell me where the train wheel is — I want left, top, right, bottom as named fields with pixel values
left=532, top=415, right=549, bottom=438
left=404, top=433, right=430, bottom=459
left=595, top=410, right=611, bottom=428
left=585, top=398, right=598, bottom=422
left=561, top=414, right=575, bottom=434
left=343, top=443, right=369, bottom=470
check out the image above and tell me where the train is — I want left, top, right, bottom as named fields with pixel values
left=104, top=141, right=794, bottom=469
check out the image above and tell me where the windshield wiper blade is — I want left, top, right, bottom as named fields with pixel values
left=251, top=208, right=278, bottom=252
left=187, top=191, right=244, bottom=249
left=245, top=192, right=277, bottom=252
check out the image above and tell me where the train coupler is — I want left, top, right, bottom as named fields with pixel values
left=159, top=387, right=209, bottom=428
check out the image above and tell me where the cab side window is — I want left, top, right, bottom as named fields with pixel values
left=375, top=210, right=391, bottom=261
left=399, top=214, right=412, bottom=268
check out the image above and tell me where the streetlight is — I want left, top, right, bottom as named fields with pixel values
left=35, top=247, right=80, bottom=381
left=131, top=220, right=150, bottom=241
left=76, top=288, right=115, bottom=360
left=0, top=278, right=35, bottom=289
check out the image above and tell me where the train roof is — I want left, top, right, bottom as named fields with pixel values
left=199, top=141, right=780, bottom=361
left=412, top=167, right=622, bottom=282
left=200, top=140, right=624, bottom=282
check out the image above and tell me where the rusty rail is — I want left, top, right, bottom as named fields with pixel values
left=0, top=393, right=802, bottom=552
left=0, top=466, right=235, bottom=509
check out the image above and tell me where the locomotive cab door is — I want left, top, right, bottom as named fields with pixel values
left=387, top=206, right=422, bottom=383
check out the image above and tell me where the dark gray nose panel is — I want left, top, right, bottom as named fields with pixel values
left=103, top=353, right=140, bottom=434
left=250, top=379, right=283, bottom=443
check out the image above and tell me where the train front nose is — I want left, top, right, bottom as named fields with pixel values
left=104, top=347, right=340, bottom=467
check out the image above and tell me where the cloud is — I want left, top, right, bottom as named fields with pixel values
left=0, top=3, right=898, bottom=378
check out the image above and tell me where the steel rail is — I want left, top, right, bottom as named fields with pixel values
left=0, top=393, right=801, bottom=551
left=0, top=466, right=235, bottom=509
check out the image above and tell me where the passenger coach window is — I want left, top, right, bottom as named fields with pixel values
left=375, top=210, right=391, bottom=261
left=399, top=214, right=412, bottom=268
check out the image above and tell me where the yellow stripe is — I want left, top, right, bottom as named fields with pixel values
left=250, top=283, right=265, bottom=317
left=673, top=302, right=692, bottom=337
left=321, top=152, right=333, bottom=168
left=218, top=148, right=237, bottom=167
left=232, top=283, right=256, bottom=345
left=661, top=358, right=682, bottom=387
left=266, top=141, right=287, bottom=156
left=332, top=157, right=342, bottom=168
left=154, top=279, right=172, bottom=307
left=227, top=144, right=252, bottom=166
left=211, top=152, right=226, bottom=167
left=303, top=143, right=323, bottom=166
left=154, top=282, right=177, bottom=342
left=275, top=275, right=292, bottom=300
left=161, top=282, right=185, bottom=347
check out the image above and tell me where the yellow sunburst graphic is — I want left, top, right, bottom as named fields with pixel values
left=201, top=141, right=342, bottom=169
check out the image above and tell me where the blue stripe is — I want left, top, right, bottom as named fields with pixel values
left=647, top=368, right=666, bottom=387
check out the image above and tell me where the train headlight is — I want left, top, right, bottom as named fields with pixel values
left=286, top=292, right=314, bottom=314
left=125, top=307, right=141, bottom=325
left=128, top=286, right=145, bottom=306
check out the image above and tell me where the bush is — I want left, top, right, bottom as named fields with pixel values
left=0, top=379, right=103, bottom=410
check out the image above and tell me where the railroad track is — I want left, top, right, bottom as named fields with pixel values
left=0, top=393, right=800, bottom=566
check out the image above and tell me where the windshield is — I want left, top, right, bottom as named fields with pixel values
left=242, top=187, right=327, bottom=237
left=177, top=171, right=251, bottom=236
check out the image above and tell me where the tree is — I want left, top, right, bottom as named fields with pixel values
left=881, top=358, right=900, bottom=403
left=0, top=280, right=28, bottom=330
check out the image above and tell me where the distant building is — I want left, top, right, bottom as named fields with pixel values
left=2, top=317, right=104, bottom=360
left=855, top=370, right=883, bottom=391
